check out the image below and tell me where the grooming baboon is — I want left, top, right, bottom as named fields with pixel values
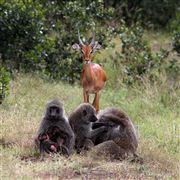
left=91, top=108, right=138, bottom=160
left=36, top=99, right=75, bottom=159
left=69, top=103, right=108, bottom=153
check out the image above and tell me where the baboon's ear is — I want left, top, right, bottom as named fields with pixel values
left=82, top=109, right=87, bottom=116
left=72, top=43, right=81, bottom=51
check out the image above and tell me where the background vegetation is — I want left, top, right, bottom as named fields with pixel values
left=0, top=0, right=179, bottom=179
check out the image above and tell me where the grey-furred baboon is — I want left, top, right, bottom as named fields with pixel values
left=35, top=99, right=75, bottom=159
left=69, top=103, right=108, bottom=153
left=91, top=108, right=138, bottom=160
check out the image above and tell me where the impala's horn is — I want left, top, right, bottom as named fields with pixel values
left=90, top=32, right=95, bottom=47
left=78, top=29, right=84, bottom=46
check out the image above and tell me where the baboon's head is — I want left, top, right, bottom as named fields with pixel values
left=79, top=103, right=98, bottom=123
left=45, top=99, right=64, bottom=121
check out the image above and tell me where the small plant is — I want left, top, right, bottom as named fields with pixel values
left=0, top=67, right=10, bottom=104
left=172, top=31, right=180, bottom=55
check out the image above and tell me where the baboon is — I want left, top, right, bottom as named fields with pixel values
left=36, top=99, right=75, bottom=159
left=91, top=108, right=138, bottom=160
left=69, top=103, right=108, bottom=153
left=38, top=133, right=58, bottom=154
left=38, top=126, right=69, bottom=155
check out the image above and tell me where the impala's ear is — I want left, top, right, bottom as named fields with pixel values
left=72, top=43, right=81, bottom=51
left=92, top=41, right=101, bottom=52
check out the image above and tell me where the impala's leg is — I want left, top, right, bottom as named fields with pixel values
left=83, top=90, right=89, bottom=103
left=93, top=92, right=100, bottom=113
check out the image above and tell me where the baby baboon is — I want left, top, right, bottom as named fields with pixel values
left=69, top=103, right=108, bottom=153
left=36, top=99, right=75, bottom=159
left=91, top=108, right=138, bottom=159
left=38, top=133, right=58, bottom=154
left=38, top=126, right=70, bottom=156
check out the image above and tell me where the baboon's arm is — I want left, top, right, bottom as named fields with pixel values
left=92, top=122, right=110, bottom=129
left=58, top=122, right=75, bottom=154
left=100, top=114, right=127, bottom=127
left=90, top=126, right=107, bottom=138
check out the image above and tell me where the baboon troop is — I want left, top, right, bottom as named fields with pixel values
left=35, top=99, right=139, bottom=161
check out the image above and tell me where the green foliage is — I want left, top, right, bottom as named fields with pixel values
left=169, top=11, right=180, bottom=55
left=36, top=0, right=114, bottom=82
left=140, top=0, right=178, bottom=27
left=0, top=1, right=46, bottom=70
left=102, top=0, right=179, bottom=27
left=111, top=23, right=171, bottom=85
left=0, top=67, right=10, bottom=104
left=114, top=24, right=151, bottom=84
left=166, top=58, right=180, bottom=83
left=0, top=0, right=179, bottom=85
left=0, top=0, right=114, bottom=83
left=120, top=25, right=152, bottom=83
left=168, top=11, right=180, bottom=32
left=172, top=31, right=180, bottom=54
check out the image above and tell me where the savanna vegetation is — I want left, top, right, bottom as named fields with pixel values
left=0, top=0, right=179, bottom=179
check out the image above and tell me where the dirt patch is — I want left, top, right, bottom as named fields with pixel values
left=82, top=168, right=117, bottom=179
left=35, top=168, right=77, bottom=179
left=35, top=172, right=58, bottom=180
left=59, top=167, right=118, bottom=179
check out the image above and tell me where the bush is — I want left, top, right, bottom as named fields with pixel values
left=0, top=67, right=10, bottom=104
left=172, top=32, right=180, bottom=55
left=102, top=0, right=179, bottom=27
left=140, top=0, right=178, bottom=27
left=111, top=23, right=170, bottom=85
left=0, top=0, right=114, bottom=83
left=166, top=58, right=180, bottom=82
left=116, top=24, right=153, bottom=84
left=168, top=11, right=180, bottom=32
left=0, top=1, right=46, bottom=70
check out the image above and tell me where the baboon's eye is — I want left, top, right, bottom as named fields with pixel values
left=56, top=108, right=59, bottom=114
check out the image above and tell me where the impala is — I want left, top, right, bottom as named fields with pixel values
left=72, top=30, right=107, bottom=113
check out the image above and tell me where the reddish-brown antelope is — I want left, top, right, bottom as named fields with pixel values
left=72, top=30, right=107, bottom=113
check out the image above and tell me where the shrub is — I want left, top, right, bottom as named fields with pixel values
left=117, top=24, right=153, bottom=84
left=111, top=23, right=170, bottom=85
left=168, top=11, right=180, bottom=32
left=0, top=0, right=114, bottom=83
left=172, top=32, right=180, bottom=55
left=0, top=67, right=10, bottom=104
left=0, top=1, right=46, bottom=70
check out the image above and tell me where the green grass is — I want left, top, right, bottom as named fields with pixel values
left=0, top=73, right=179, bottom=179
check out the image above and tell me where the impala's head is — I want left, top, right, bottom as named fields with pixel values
left=72, top=30, right=101, bottom=63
